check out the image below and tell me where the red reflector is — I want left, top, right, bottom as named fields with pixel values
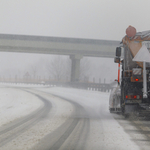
left=133, top=95, right=137, bottom=99
left=126, top=95, right=128, bottom=99
left=135, top=78, right=139, bottom=81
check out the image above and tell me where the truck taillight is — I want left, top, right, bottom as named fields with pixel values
left=131, top=77, right=142, bottom=82
left=135, top=78, right=139, bottom=81
left=125, top=95, right=141, bottom=99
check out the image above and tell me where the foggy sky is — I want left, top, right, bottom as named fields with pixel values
left=0, top=0, right=150, bottom=40
left=0, top=0, right=149, bottom=82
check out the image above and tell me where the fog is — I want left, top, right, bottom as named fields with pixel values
left=0, top=0, right=149, bottom=83
left=1, top=0, right=150, bottom=40
left=0, top=52, right=117, bottom=83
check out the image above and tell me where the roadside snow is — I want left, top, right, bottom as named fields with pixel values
left=0, top=86, right=43, bottom=127
left=0, top=82, right=48, bottom=88
left=1, top=88, right=74, bottom=150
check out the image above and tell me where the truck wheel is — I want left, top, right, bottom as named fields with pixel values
left=109, top=108, right=113, bottom=113
left=110, top=110, right=113, bottom=113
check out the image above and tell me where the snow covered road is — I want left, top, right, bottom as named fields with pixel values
left=0, top=85, right=150, bottom=150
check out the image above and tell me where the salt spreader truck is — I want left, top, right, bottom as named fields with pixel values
left=114, top=26, right=150, bottom=117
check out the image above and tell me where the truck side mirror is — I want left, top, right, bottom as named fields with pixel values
left=116, top=47, right=121, bottom=57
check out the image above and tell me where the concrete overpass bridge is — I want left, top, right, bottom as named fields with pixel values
left=0, top=34, right=120, bottom=82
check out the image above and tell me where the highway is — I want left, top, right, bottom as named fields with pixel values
left=0, top=85, right=150, bottom=150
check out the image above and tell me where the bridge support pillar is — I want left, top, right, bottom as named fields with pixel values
left=70, top=55, right=83, bottom=82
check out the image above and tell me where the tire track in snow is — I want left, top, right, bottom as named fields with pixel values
left=0, top=90, right=52, bottom=147
left=32, top=92, right=90, bottom=150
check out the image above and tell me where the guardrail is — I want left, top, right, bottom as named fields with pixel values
left=0, top=81, right=114, bottom=92
left=44, top=81, right=113, bottom=92
left=65, top=82, right=113, bottom=92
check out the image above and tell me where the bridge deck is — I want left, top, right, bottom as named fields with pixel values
left=0, top=34, right=120, bottom=58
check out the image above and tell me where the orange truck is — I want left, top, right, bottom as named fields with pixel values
left=114, top=26, right=150, bottom=117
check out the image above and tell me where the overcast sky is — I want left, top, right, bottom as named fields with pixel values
left=0, top=0, right=149, bottom=81
left=0, top=0, right=150, bottom=40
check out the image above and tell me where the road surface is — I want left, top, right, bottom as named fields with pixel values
left=0, top=85, right=150, bottom=150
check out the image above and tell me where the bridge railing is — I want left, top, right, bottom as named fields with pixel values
left=0, top=78, right=114, bottom=92
left=65, top=82, right=113, bottom=92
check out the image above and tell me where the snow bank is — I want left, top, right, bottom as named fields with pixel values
left=0, top=86, right=43, bottom=127
left=0, top=82, right=48, bottom=88
left=1, top=88, right=74, bottom=150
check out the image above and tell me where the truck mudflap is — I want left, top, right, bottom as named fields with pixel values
left=124, top=105, right=138, bottom=115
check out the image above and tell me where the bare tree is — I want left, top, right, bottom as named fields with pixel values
left=30, top=65, right=37, bottom=79
left=47, top=56, right=67, bottom=81
left=46, top=56, right=91, bottom=82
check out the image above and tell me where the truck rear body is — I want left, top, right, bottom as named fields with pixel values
left=113, top=26, right=150, bottom=116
